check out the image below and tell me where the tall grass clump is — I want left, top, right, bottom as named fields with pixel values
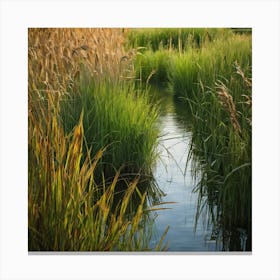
left=169, top=34, right=252, bottom=100
left=134, top=49, right=172, bottom=87
left=28, top=94, right=168, bottom=251
left=164, top=31, right=252, bottom=250
left=126, top=28, right=233, bottom=51
left=29, top=27, right=160, bottom=183
left=28, top=28, right=168, bottom=251
left=188, top=62, right=252, bottom=250
left=28, top=28, right=129, bottom=92
left=60, top=76, right=159, bottom=181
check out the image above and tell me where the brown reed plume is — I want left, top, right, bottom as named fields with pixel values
left=215, top=81, right=241, bottom=135
left=28, top=28, right=134, bottom=99
left=234, top=60, right=252, bottom=88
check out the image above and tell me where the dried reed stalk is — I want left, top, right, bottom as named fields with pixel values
left=28, top=28, right=134, bottom=98
left=216, top=81, right=241, bottom=135
left=234, top=60, right=252, bottom=88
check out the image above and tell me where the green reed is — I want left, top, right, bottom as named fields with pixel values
left=127, top=28, right=252, bottom=250
left=134, top=49, right=171, bottom=87
left=126, top=28, right=233, bottom=51
left=60, top=75, right=159, bottom=182
left=28, top=28, right=168, bottom=251
left=185, top=63, right=252, bottom=250
left=169, top=34, right=252, bottom=99
left=28, top=93, right=168, bottom=251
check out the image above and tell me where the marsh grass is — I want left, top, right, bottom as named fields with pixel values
left=126, top=28, right=252, bottom=250
left=28, top=28, right=168, bottom=251
left=169, top=34, right=252, bottom=100
left=28, top=27, right=252, bottom=251
left=28, top=95, right=168, bottom=251
left=60, top=76, right=159, bottom=181
left=134, top=49, right=171, bottom=87
left=188, top=64, right=252, bottom=250
left=127, top=28, right=233, bottom=51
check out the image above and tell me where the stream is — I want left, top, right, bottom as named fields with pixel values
left=148, top=90, right=220, bottom=252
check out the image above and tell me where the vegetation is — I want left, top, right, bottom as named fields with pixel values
left=28, top=28, right=167, bottom=251
left=127, top=28, right=252, bottom=250
left=134, top=49, right=171, bottom=87
left=188, top=67, right=252, bottom=250
left=169, top=34, right=252, bottom=99
left=168, top=35, right=252, bottom=249
left=28, top=27, right=252, bottom=251
left=126, top=28, right=233, bottom=51
left=60, top=78, right=159, bottom=181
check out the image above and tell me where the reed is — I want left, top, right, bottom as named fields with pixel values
left=28, top=95, right=167, bottom=251
left=29, top=27, right=160, bottom=184
left=60, top=76, right=159, bottom=181
left=28, top=28, right=168, bottom=251
left=126, top=28, right=233, bottom=51
left=188, top=62, right=252, bottom=250
left=169, top=34, right=252, bottom=100
left=134, top=49, right=171, bottom=87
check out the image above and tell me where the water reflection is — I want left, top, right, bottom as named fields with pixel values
left=119, top=86, right=250, bottom=251
left=148, top=88, right=217, bottom=251
left=149, top=88, right=251, bottom=252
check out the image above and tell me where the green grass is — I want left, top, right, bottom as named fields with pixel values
left=126, top=28, right=234, bottom=51
left=134, top=49, right=171, bottom=87
left=28, top=27, right=252, bottom=251
left=28, top=93, right=168, bottom=251
left=60, top=75, right=159, bottom=182
left=169, top=34, right=252, bottom=100
left=28, top=28, right=169, bottom=252
left=187, top=64, right=252, bottom=250
left=127, top=28, right=252, bottom=250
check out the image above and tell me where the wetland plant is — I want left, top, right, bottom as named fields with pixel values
left=28, top=92, right=168, bottom=251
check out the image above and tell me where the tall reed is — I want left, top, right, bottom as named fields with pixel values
left=28, top=28, right=168, bottom=251
left=188, top=63, right=252, bottom=250
left=134, top=49, right=171, bottom=87
left=28, top=94, right=168, bottom=251
left=127, top=28, right=252, bottom=250
left=126, top=28, right=233, bottom=51
left=169, top=34, right=252, bottom=100
left=60, top=76, right=159, bottom=181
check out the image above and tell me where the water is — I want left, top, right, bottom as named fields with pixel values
left=148, top=92, right=218, bottom=252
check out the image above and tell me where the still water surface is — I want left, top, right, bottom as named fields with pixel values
left=149, top=92, right=219, bottom=251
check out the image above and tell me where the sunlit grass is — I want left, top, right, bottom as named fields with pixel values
left=187, top=65, right=252, bottom=250
left=28, top=97, right=168, bottom=251
left=60, top=77, right=159, bottom=181
left=28, top=28, right=168, bottom=251
left=126, top=28, right=233, bottom=51
left=126, top=29, right=252, bottom=250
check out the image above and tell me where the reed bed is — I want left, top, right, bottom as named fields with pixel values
left=126, top=28, right=233, bottom=51
left=28, top=28, right=167, bottom=251
left=60, top=77, right=159, bottom=181
left=126, top=29, right=252, bottom=250
left=178, top=40, right=252, bottom=249
left=29, top=28, right=159, bottom=182
left=189, top=70, right=252, bottom=250
left=28, top=95, right=168, bottom=251
left=169, top=34, right=252, bottom=99
left=134, top=49, right=171, bottom=87
left=28, top=28, right=130, bottom=90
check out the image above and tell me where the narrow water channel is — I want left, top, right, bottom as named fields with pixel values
left=149, top=90, right=219, bottom=252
